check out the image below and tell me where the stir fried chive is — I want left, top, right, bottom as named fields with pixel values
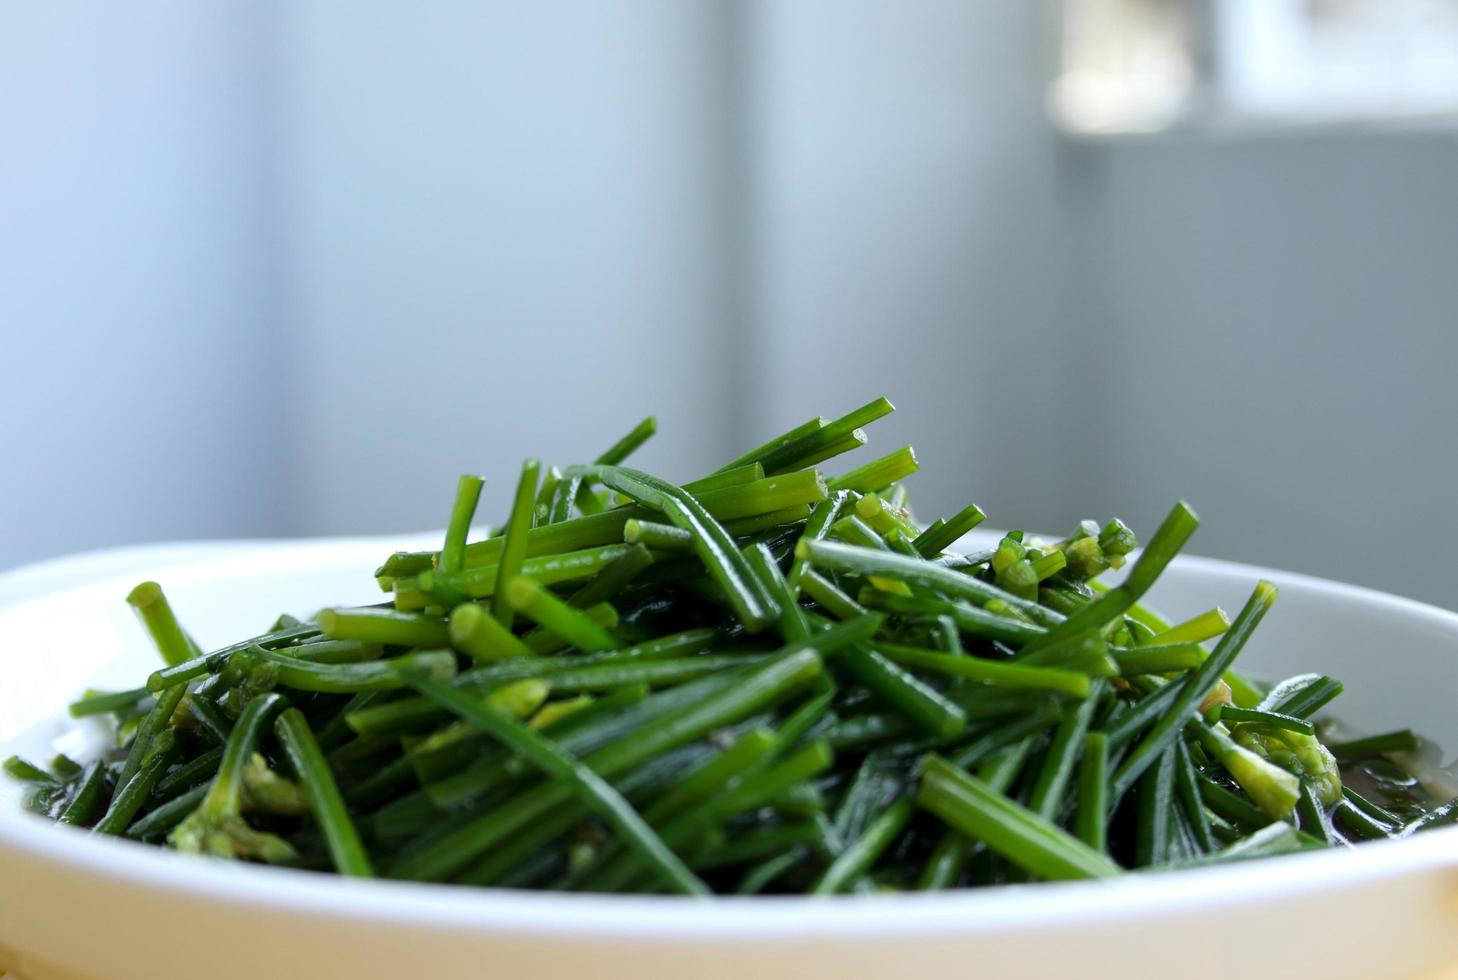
left=57, top=763, right=109, bottom=826
left=841, top=646, right=967, bottom=740
left=581, top=740, right=837, bottom=893
left=544, top=731, right=781, bottom=892
left=1030, top=550, right=1067, bottom=582
left=1334, top=799, right=1394, bottom=840
left=1197, top=775, right=1271, bottom=831
left=745, top=544, right=811, bottom=644
left=1341, top=786, right=1403, bottom=827
left=715, top=415, right=827, bottom=474
left=4, top=756, right=54, bottom=783
left=94, top=732, right=180, bottom=835
left=912, top=503, right=988, bottom=558
left=1152, top=607, right=1230, bottom=646
left=403, top=672, right=707, bottom=895
left=796, top=537, right=1062, bottom=627
left=152, top=746, right=225, bottom=801
left=1329, top=729, right=1420, bottom=760
left=344, top=673, right=551, bottom=738
left=877, top=643, right=1091, bottom=698
left=646, top=730, right=778, bottom=823
left=1171, top=739, right=1218, bottom=852
left=186, top=693, right=234, bottom=742
left=163, top=693, right=295, bottom=862
left=1074, top=733, right=1110, bottom=851
left=917, top=743, right=1033, bottom=891
left=274, top=708, right=372, bottom=876
left=826, top=445, right=919, bottom=495
left=1111, top=582, right=1278, bottom=803
left=533, top=466, right=563, bottom=528
left=1027, top=682, right=1104, bottom=820
left=755, top=397, right=894, bottom=476
left=453, top=510, right=638, bottom=571
left=857, top=588, right=1043, bottom=644
left=143, top=621, right=320, bottom=693
left=775, top=431, right=863, bottom=475
left=440, top=474, right=485, bottom=574
left=1020, top=502, right=1200, bottom=659
left=15, top=396, right=1450, bottom=893
left=947, top=705, right=1064, bottom=770
left=1400, top=798, right=1458, bottom=837
left=449, top=602, right=535, bottom=661
left=786, top=491, right=850, bottom=589
left=68, top=687, right=151, bottom=718
left=855, top=492, right=919, bottom=541
left=507, top=578, right=622, bottom=653
left=243, top=646, right=456, bottom=694
left=1134, top=745, right=1178, bottom=867
left=125, top=581, right=200, bottom=667
left=562, top=464, right=780, bottom=632
left=491, top=458, right=542, bottom=628
left=691, top=470, right=828, bottom=521
left=595, top=415, right=658, bottom=467
left=1266, top=674, right=1345, bottom=719
left=112, top=682, right=188, bottom=793
left=388, top=650, right=825, bottom=882
left=1295, top=779, right=1337, bottom=845
left=799, top=569, right=868, bottom=622
left=1104, top=679, right=1188, bottom=751
left=624, top=518, right=692, bottom=552
left=696, top=821, right=824, bottom=872
left=1214, top=705, right=1315, bottom=736
left=918, top=755, right=1120, bottom=880
left=318, top=608, right=449, bottom=648
left=415, top=544, right=644, bottom=610
left=682, top=462, right=766, bottom=497
left=1191, top=716, right=1302, bottom=820
left=813, top=796, right=914, bottom=894
left=831, top=514, right=889, bottom=551
left=1111, top=643, right=1204, bottom=676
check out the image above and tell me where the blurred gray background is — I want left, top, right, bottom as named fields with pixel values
left=3, top=1, right=1456, bottom=607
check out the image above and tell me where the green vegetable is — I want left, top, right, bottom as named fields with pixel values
left=403, top=671, right=707, bottom=895
left=1111, top=581, right=1278, bottom=803
left=275, top=708, right=373, bottom=876
left=126, top=581, right=201, bottom=667
left=14, top=396, right=1451, bottom=894
left=1074, top=730, right=1110, bottom=854
left=318, top=608, right=450, bottom=648
left=492, top=458, right=542, bottom=628
left=1329, top=729, right=1420, bottom=761
left=917, top=754, right=1120, bottom=880
left=440, top=474, right=485, bottom=574
left=169, top=694, right=296, bottom=862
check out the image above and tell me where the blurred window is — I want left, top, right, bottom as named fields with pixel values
left=1053, top=0, right=1458, bottom=133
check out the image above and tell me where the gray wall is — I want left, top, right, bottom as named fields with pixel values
left=3, top=2, right=1455, bottom=611
left=1, top=2, right=743, bottom=563
left=0, top=3, right=280, bottom=562
left=740, top=1, right=1078, bottom=530
left=268, top=1, right=740, bottom=537
left=1066, top=131, right=1458, bottom=606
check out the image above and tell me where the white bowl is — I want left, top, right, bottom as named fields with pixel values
left=3, top=534, right=1458, bottom=980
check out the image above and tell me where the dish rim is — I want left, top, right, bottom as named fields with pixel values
left=3, top=534, right=1458, bottom=940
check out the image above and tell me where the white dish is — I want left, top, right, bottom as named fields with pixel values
left=3, top=533, right=1458, bottom=980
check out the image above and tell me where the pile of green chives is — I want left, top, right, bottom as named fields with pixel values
left=9, top=397, right=1456, bottom=893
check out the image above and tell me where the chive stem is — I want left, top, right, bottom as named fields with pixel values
left=441, top=475, right=485, bottom=574
left=126, top=581, right=201, bottom=667
left=493, top=458, right=543, bottom=627
left=918, top=754, right=1121, bottom=880
left=1112, top=581, right=1277, bottom=803
left=275, top=708, right=374, bottom=877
